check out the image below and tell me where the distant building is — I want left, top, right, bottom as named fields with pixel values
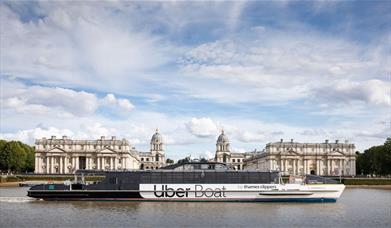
left=34, top=130, right=166, bottom=174
left=243, top=139, right=356, bottom=176
left=138, top=129, right=166, bottom=170
left=214, top=130, right=253, bottom=170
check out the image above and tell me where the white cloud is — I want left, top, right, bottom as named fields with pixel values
left=236, top=131, right=265, bottom=143
left=0, top=126, right=74, bottom=144
left=103, top=93, right=135, bottom=112
left=186, top=117, right=220, bottom=138
left=1, top=80, right=98, bottom=117
left=178, top=31, right=390, bottom=107
left=313, top=79, right=391, bottom=106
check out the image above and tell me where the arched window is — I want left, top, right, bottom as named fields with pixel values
left=223, top=154, right=227, bottom=163
left=155, top=154, right=159, bottom=162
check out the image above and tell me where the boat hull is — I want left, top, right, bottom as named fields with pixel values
left=28, top=183, right=344, bottom=203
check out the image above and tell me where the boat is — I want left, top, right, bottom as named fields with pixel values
left=27, top=162, right=345, bottom=202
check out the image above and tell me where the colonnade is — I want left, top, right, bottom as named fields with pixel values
left=277, top=157, right=354, bottom=176
left=35, top=155, right=126, bottom=174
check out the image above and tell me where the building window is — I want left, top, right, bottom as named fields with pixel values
left=232, top=159, right=236, bottom=163
left=119, top=159, right=122, bottom=164
left=68, top=146, right=71, bottom=149
left=94, top=145, right=97, bottom=149
left=156, top=154, right=159, bottom=162
left=146, top=158, right=149, bottom=161
left=119, top=146, right=121, bottom=150
left=81, top=145, right=84, bottom=150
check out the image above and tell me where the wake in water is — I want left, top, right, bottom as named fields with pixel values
left=0, top=197, right=36, bottom=203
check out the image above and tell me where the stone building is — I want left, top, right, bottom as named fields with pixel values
left=34, top=130, right=166, bottom=174
left=138, top=129, right=166, bottom=170
left=214, top=130, right=253, bottom=170
left=34, top=136, right=140, bottom=174
left=243, top=139, right=356, bottom=176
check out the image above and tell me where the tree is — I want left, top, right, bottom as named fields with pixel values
left=166, top=158, right=174, bottom=164
left=356, top=138, right=391, bottom=176
left=0, top=140, right=35, bottom=173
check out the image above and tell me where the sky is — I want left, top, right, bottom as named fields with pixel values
left=1, top=1, right=390, bottom=161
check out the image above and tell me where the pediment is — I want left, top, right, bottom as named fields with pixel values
left=98, top=148, right=117, bottom=154
left=327, top=150, right=345, bottom=156
left=48, top=147, right=65, bottom=153
left=280, top=150, right=301, bottom=156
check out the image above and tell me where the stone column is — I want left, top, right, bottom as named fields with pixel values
left=285, top=159, right=288, bottom=174
left=339, top=159, right=343, bottom=175
left=316, top=158, right=320, bottom=176
left=102, top=157, right=106, bottom=170
left=37, top=156, right=40, bottom=174
left=35, top=156, right=39, bottom=173
left=331, top=159, right=334, bottom=176
left=306, top=160, right=310, bottom=174
left=280, top=159, right=284, bottom=173
left=110, top=157, right=114, bottom=170
left=50, top=157, right=54, bottom=174
left=64, top=156, right=69, bottom=173
left=114, top=158, right=118, bottom=170
left=59, top=157, right=63, bottom=174
left=46, top=157, right=50, bottom=174
left=75, top=157, right=79, bottom=170
left=86, top=157, right=90, bottom=170
left=123, top=157, right=127, bottom=169
left=293, top=159, right=296, bottom=175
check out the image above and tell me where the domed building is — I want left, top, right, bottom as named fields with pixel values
left=139, top=129, right=166, bottom=170
left=34, top=129, right=167, bottom=174
left=214, top=130, right=253, bottom=170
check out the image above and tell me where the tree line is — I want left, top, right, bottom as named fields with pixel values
left=0, top=140, right=35, bottom=173
left=356, top=138, right=391, bottom=176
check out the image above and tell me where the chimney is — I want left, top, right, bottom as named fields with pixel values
left=335, top=140, right=339, bottom=144
left=290, top=139, right=294, bottom=143
left=345, top=140, right=349, bottom=144
left=325, top=139, right=329, bottom=144
left=62, top=136, right=67, bottom=140
left=51, top=136, right=56, bottom=140
left=101, top=136, right=105, bottom=140
left=112, top=136, right=116, bottom=140
left=280, top=139, right=283, bottom=143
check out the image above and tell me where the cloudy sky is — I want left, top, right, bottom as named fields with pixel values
left=1, top=1, right=390, bottom=160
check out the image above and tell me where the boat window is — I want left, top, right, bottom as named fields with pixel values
left=215, top=164, right=227, bottom=170
left=201, top=164, right=209, bottom=170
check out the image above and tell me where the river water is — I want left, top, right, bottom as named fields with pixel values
left=0, top=187, right=390, bottom=227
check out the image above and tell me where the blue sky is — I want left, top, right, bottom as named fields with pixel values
left=1, top=1, right=390, bottom=160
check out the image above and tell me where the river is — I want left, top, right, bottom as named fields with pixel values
left=0, top=187, right=390, bottom=227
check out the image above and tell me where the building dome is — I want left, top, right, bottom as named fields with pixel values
left=217, top=130, right=229, bottom=143
left=151, top=128, right=163, bottom=143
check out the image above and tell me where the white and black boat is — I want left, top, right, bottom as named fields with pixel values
left=27, top=162, right=345, bottom=202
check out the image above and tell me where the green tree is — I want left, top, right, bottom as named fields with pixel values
left=0, top=140, right=35, bottom=173
left=0, top=139, right=9, bottom=171
left=166, top=158, right=174, bottom=164
left=356, top=138, right=391, bottom=176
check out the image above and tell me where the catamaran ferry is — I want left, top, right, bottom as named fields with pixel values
left=27, top=162, right=345, bottom=202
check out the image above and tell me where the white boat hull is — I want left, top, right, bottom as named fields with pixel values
left=139, top=183, right=345, bottom=202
